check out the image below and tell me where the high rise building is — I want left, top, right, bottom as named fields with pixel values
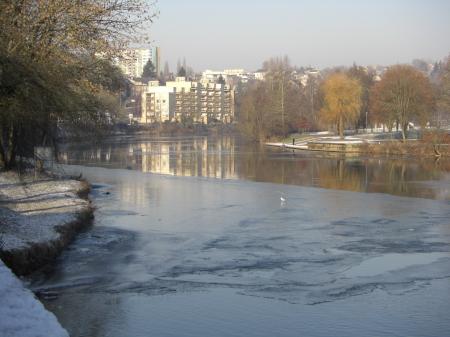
left=151, top=46, right=161, bottom=76
left=117, top=48, right=151, bottom=78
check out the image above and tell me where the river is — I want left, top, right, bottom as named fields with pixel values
left=30, top=135, right=450, bottom=337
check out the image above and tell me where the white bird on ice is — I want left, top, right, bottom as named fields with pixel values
left=277, top=191, right=287, bottom=205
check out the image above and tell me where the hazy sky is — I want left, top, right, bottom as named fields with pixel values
left=149, top=0, right=450, bottom=72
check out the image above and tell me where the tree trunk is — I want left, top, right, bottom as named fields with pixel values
left=339, top=115, right=344, bottom=139
left=0, top=127, right=6, bottom=168
left=0, top=124, right=17, bottom=170
left=6, top=125, right=17, bottom=169
left=401, top=123, right=407, bottom=142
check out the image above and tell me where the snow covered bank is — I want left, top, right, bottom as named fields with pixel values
left=0, top=172, right=92, bottom=336
left=0, top=260, right=69, bottom=337
left=0, top=172, right=93, bottom=275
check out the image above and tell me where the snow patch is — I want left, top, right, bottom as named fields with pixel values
left=0, top=260, right=68, bottom=337
left=0, top=172, right=93, bottom=274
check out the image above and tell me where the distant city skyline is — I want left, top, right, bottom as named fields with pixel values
left=149, top=0, right=450, bottom=72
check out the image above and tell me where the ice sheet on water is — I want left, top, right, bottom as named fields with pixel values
left=30, top=225, right=137, bottom=294
left=34, top=166, right=450, bottom=306
left=136, top=194, right=450, bottom=304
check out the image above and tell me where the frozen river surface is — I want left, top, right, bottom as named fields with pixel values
left=31, top=137, right=450, bottom=337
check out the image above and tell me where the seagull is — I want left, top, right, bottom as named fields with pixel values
left=276, top=191, right=287, bottom=206
left=277, top=191, right=287, bottom=205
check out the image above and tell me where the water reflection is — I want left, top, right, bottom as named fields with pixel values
left=60, top=136, right=450, bottom=200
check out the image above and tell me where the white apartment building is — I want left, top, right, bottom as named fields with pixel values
left=117, top=48, right=151, bottom=79
left=166, top=77, right=234, bottom=124
left=254, top=72, right=266, bottom=81
left=166, top=77, right=199, bottom=122
left=202, top=70, right=226, bottom=83
left=141, top=84, right=176, bottom=124
left=202, top=69, right=261, bottom=84
left=202, top=69, right=245, bottom=83
left=198, top=80, right=234, bottom=124
left=224, top=69, right=246, bottom=76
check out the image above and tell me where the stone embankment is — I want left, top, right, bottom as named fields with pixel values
left=267, top=138, right=450, bottom=157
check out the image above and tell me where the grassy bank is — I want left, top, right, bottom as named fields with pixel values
left=361, top=141, right=450, bottom=157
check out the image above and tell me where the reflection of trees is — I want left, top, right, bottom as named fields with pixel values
left=387, top=162, right=408, bottom=194
left=237, top=148, right=448, bottom=199
left=313, top=157, right=442, bottom=198
left=314, top=158, right=366, bottom=192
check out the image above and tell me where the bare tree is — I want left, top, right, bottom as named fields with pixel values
left=0, top=0, right=158, bottom=169
left=370, top=65, right=434, bottom=141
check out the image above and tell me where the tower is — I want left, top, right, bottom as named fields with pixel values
left=152, top=46, right=161, bottom=75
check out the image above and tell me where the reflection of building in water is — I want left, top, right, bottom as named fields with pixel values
left=60, top=138, right=239, bottom=177
left=201, top=138, right=208, bottom=178
left=137, top=137, right=237, bottom=179
left=117, top=181, right=150, bottom=207
left=141, top=143, right=172, bottom=175
left=222, top=136, right=237, bottom=179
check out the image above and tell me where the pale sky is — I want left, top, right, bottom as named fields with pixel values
left=149, top=0, right=450, bottom=72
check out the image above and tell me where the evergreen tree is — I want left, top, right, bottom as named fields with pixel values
left=142, top=59, right=156, bottom=79
left=217, top=75, right=226, bottom=85
left=178, top=66, right=186, bottom=77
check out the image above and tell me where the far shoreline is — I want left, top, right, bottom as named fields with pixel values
left=266, top=132, right=450, bottom=158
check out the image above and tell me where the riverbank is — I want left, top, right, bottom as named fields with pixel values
left=0, top=171, right=94, bottom=336
left=268, top=134, right=450, bottom=157
left=0, top=171, right=94, bottom=275
left=0, top=260, right=69, bottom=337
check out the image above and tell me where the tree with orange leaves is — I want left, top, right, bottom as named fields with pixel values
left=320, top=73, right=362, bottom=139
left=370, top=65, right=434, bottom=141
